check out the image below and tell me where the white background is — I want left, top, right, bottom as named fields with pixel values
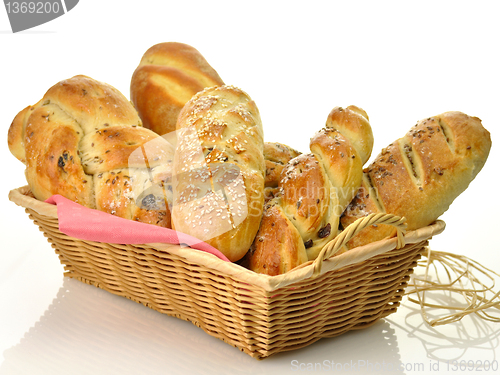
left=1, top=1, right=499, bottom=374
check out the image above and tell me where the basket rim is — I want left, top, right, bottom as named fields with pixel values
left=9, top=185, right=446, bottom=292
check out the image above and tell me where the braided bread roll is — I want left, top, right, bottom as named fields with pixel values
left=131, top=42, right=224, bottom=136
left=8, top=75, right=173, bottom=227
left=264, top=142, right=301, bottom=187
left=247, top=106, right=374, bottom=275
left=171, top=85, right=265, bottom=262
left=341, top=111, right=491, bottom=249
left=263, top=142, right=301, bottom=203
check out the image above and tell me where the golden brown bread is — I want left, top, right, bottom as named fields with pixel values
left=341, top=111, right=492, bottom=248
left=8, top=75, right=173, bottom=227
left=263, top=142, right=301, bottom=204
left=263, top=142, right=301, bottom=187
left=246, top=204, right=308, bottom=275
left=171, top=85, right=265, bottom=262
left=247, top=106, right=374, bottom=275
left=130, top=41, right=297, bottom=207
left=130, top=42, right=224, bottom=136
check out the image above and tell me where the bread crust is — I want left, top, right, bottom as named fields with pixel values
left=171, top=85, right=265, bottom=262
left=246, top=204, right=308, bottom=275
left=263, top=142, right=301, bottom=188
left=130, top=42, right=224, bottom=136
left=8, top=75, right=172, bottom=228
left=248, top=106, right=373, bottom=274
left=341, top=111, right=491, bottom=248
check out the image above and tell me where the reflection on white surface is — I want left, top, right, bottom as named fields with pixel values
left=388, top=301, right=500, bottom=363
left=1, top=278, right=406, bottom=375
left=391, top=268, right=500, bottom=366
left=1, top=278, right=250, bottom=375
left=1, top=277, right=499, bottom=375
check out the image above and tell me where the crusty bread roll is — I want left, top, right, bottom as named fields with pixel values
left=264, top=142, right=301, bottom=187
left=263, top=142, right=301, bottom=203
left=247, top=106, right=374, bottom=275
left=171, top=85, right=265, bottom=262
left=341, top=111, right=492, bottom=248
left=8, top=75, right=173, bottom=227
left=244, top=203, right=308, bottom=275
left=130, top=42, right=296, bottom=205
left=130, top=42, right=224, bottom=136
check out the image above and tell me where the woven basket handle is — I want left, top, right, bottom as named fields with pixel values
left=311, top=213, right=407, bottom=277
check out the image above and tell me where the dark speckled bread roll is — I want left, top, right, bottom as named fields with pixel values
left=263, top=142, right=301, bottom=188
left=341, top=111, right=491, bottom=249
left=247, top=106, right=374, bottom=275
left=263, top=142, right=301, bottom=203
left=8, top=75, right=173, bottom=227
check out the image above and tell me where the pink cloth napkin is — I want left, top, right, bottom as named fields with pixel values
left=45, top=195, right=230, bottom=262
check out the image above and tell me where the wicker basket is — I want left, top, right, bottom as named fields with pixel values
left=9, top=186, right=445, bottom=359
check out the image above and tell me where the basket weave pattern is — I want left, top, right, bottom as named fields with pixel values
left=11, top=186, right=442, bottom=359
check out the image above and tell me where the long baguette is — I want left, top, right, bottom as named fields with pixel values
left=341, top=111, right=491, bottom=248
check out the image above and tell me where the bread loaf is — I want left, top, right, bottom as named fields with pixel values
left=8, top=75, right=173, bottom=227
left=130, top=42, right=224, bottom=136
left=171, top=85, right=265, bottom=262
left=130, top=42, right=295, bottom=204
left=247, top=106, right=374, bottom=275
left=263, top=142, right=301, bottom=203
left=264, top=142, right=301, bottom=187
left=341, top=111, right=492, bottom=248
